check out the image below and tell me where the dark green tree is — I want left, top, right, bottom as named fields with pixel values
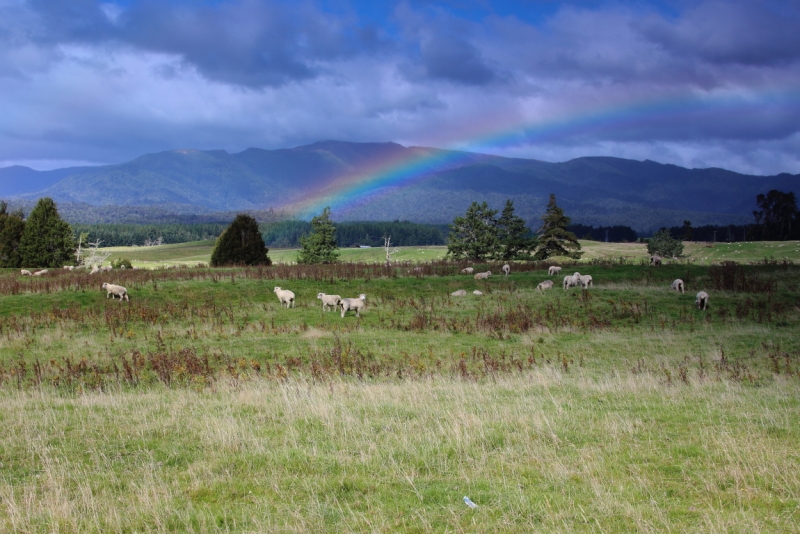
left=210, top=214, right=271, bottom=266
left=19, top=198, right=76, bottom=268
left=496, top=199, right=536, bottom=260
left=297, top=207, right=339, bottom=264
left=647, top=228, right=684, bottom=258
left=446, top=201, right=500, bottom=260
left=682, top=220, right=693, bottom=241
left=753, top=190, right=798, bottom=240
left=533, top=194, right=582, bottom=260
left=0, top=202, right=26, bottom=268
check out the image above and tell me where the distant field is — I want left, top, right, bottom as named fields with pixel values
left=105, top=239, right=800, bottom=268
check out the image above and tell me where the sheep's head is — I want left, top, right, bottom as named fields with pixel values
left=317, top=293, right=325, bottom=299
left=359, top=294, right=366, bottom=301
left=273, top=287, right=281, bottom=293
left=102, top=282, right=108, bottom=289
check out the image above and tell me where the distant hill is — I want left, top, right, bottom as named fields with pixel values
left=1, top=141, right=798, bottom=232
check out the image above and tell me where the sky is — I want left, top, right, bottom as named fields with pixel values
left=1, top=0, right=799, bottom=175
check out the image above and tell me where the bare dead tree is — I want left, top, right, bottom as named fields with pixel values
left=384, top=236, right=400, bottom=265
left=76, top=237, right=111, bottom=268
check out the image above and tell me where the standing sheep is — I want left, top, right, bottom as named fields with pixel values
left=502, top=264, right=511, bottom=276
left=317, top=292, right=342, bottom=311
left=340, top=294, right=367, bottom=317
left=563, top=274, right=579, bottom=290
left=671, top=279, right=685, bottom=293
left=102, top=282, right=129, bottom=302
left=696, top=291, right=709, bottom=310
left=474, top=271, right=492, bottom=280
left=548, top=266, right=562, bottom=276
left=20, top=270, right=32, bottom=276
left=536, top=280, right=554, bottom=291
left=650, top=255, right=662, bottom=266
left=461, top=267, right=474, bottom=274
left=273, top=287, right=296, bottom=308
left=62, top=265, right=74, bottom=271
left=32, top=269, right=49, bottom=276
left=578, top=274, right=593, bottom=288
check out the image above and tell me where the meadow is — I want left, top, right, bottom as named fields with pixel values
left=0, top=251, right=798, bottom=532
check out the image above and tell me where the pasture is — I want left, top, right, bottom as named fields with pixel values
left=0, top=258, right=798, bottom=532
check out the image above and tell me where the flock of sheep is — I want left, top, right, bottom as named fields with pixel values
left=20, top=255, right=712, bottom=312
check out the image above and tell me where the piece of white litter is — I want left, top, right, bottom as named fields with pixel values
left=463, top=496, right=478, bottom=509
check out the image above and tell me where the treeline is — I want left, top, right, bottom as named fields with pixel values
left=567, top=224, right=639, bottom=242
left=72, top=223, right=229, bottom=246
left=666, top=224, right=749, bottom=243
left=261, top=220, right=450, bottom=248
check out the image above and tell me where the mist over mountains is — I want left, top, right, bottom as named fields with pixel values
left=1, top=141, right=797, bottom=232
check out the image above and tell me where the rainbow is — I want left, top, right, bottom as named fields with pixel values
left=289, top=89, right=800, bottom=219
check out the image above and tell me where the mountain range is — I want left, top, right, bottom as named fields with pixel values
left=1, top=141, right=798, bottom=232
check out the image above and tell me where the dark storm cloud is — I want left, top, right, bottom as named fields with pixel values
left=419, top=34, right=495, bottom=85
left=638, top=1, right=800, bottom=66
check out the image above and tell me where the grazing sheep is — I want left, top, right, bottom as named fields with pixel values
left=340, top=294, right=367, bottom=318
left=474, top=271, right=492, bottom=280
left=90, top=265, right=100, bottom=275
left=548, top=266, right=562, bottom=276
left=536, top=280, right=554, bottom=291
left=101, top=282, right=129, bottom=302
left=32, top=269, right=48, bottom=276
left=696, top=291, right=709, bottom=310
left=473, top=290, right=483, bottom=296
left=317, top=292, right=342, bottom=311
left=62, top=265, right=74, bottom=271
left=451, top=289, right=467, bottom=296
left=650, top=255, right=662, bottom=266
left=502, top=264, right=511, bottom=276
left=273, top=287, right=296, bottom=308
left=101, top=265, right=112, bottom=272
left=461, top=267, right=474, bottom=274
left=20, top=270, right=32, bottom=276
left=578, top=274, right=593, bottom=288
left=563, top=274, right=579, bottom=290
left=671, top=279, right=685, bottom=293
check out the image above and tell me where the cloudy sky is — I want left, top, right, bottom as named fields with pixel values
left=1, top=0, right=799, bottom=175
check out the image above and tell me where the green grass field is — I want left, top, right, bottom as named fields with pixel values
left=0, top=257, right=798, bottom=532
left=104, top=239, right=800, bottom=268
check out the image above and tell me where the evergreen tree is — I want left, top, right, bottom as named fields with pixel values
left=446, top=201, right=500, bottom=260
left=533, top=194, right=582, bottom=260
left=0, top=202, right=26, bottom=268
left=496, top=199, right=536, bottom=260
left=681, top=220, right=693, bottom=241
left=647, top=228, right=684, bottom=258
left=752, top=190, right=798, bottom=240
left=18, top=198, right=76, bottom=268
left=297, top=207, right=339, bottom=264
left=210, top=214, right=271, bottom=266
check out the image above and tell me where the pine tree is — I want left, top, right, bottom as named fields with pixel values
left=210, top=214, right=271, bottom=266
left=0, top=202, right=26, bottom=268
left=446, top=201, right=499, bottom=260
left=19, top=198, right=76, bottom=268
left=297, top=207, right=339, bottom=264
left=647, top=228, right=684, bottom=258
left=533, top=194, right=582, bottom=260
left=496, top=199, right=535, bottom=260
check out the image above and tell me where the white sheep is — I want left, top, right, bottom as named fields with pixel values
left=537, top=280, right=554, bottom=291
left=62, top=265, right=74, bottom=271
left=20, top=269, right=32, bottom=276
left=474, top=271, right=492, bottom=280
left=563, top=274, right=579, bottom=290
left=102, top=282, right=129, bottom=302
left=671, top=279, right=685, bottom=293
left=101, top=265, right=113, bottom=272
left=32, top=269, right=49, bottom=276
left=317, top=292, right=342, bottom=311
left=451, top=289, right=467, bottom=296
left=472, top=290, right=483, bottom=296
left=461, top=267, right=474, bottom=274
left=340, top=294, right=367, bottom=318
left=273, top=287, right=295, bottom=308
left=548, top=266, right=562, bottom=276
left=578, top=274, right=593, bottom=288
left=90, top=265, right=100, bottom=275
left=502, top=264, right=510, bottom=276
left=696, top=291, right=709, bottom=310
